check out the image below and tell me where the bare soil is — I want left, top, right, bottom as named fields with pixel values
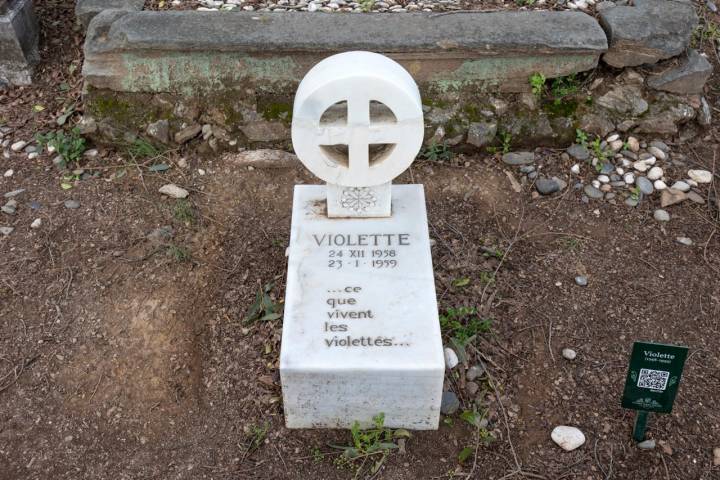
left=2, top=1, right=720, bottom=479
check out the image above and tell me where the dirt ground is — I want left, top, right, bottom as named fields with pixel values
left=2, top=1, right=720, bottom=479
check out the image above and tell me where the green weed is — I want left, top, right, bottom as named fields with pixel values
left=166, top=244, right=190, bottom=262
left=549, top=74, right=579, bottom=99
left=127, top=138, right=163, bottom=159
left=575, top=129, right=588, bottom=147
left=244, top=282, right=283, bottom=323
left=358, top=0, right=375, bottom=11
left=420, top=141, right=453, bottom=162
left=36, top=127, right=86, bottom=167
left=244, top=422, right=269, bottom=455
left=440, top=307, right=493, bottom=350
left=499, top=131, right=512, bottom=154
left=173, top=199, right=195, bottom=224
left=529, top=72, right=546, bottom=97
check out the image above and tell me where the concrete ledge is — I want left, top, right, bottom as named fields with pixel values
left=0, top=0, right=39, bottom=85
left=83, top=11, right=608, bottom=94
left=75, top=0, right=144, bottom=29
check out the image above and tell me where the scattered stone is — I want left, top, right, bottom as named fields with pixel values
left=625, top=197, right=638, bottom=207
left=567, top=144, right=590, bottom=161
left=466, top=381, right=479, bottom=395
left=11, top=141, right=27, bottom=152
left=575, top=275, right=588, bottom=286
left=632, top=161, right=650, bottom=172
left=647, top=166, right=663, bottom=181
left=647, top=50, right=713, bottom=95
left=502, top=151, right=535, bottom=166
left=637, top=439, right=656, bottom=450
left=0, top=226, right=14, bottom=235
left=579, top=112, right=615, bottom=137
left=84, top=149, right=99, bottom=159
left=467, top=121, right=497, bottom=148
left=520, top=165, right=535, bottom=174
left=1, top=202, right=16, bottom=215
left=599, top=0, right=698, bottom=67
left=687, top=169, right=712, bottom=184
left=584, top=185, right=604, bottom=199
left=653, top=209, right=670, bottom=222
left=562, top=348, right=577, bottom=360
left=676, top=237, right=693, bottom=246
left=4, top=189, right=24, bottom=198
left=466, top=364, right=485, bottom=381
left=660, top=188, right=687, bottom=207
left=440, top=391, right=460, bottom=415
left=536, top=178, right=560, bottom=195
left=647, top=146, right=666, bottom=161
left=553, top=177, right=568, bottom=191
left=158, top=183, right=189, bottom=199
left=626, top=136, right=640, bottom=152
left=240, top=121, right=289, bottom=142
left=654, top=180, right=667, bottom=190
left=571, top=164, right=581, bottom=174
left=174, top=124, right=202, bottom=144
left=3, top=169, right=13, bottom=177
left=30, top=218, right=41, bottom=229
left=64, top=199, right=80, bottom=209
left=686, top=190, right=705, bottom=204
left=146, top=119, right=170, bottom=144
left=527, top=171, right=538, bottom=180
left=444, top=347, right=459, bottom=369
left=77, top=116, right=98, bottom=135
left=623, top=172, right=635, bottom=184
left=637, top=176, right=653, bottom=195
left=551, top=426, right=586, bottom=451
left=698, top=97, right=712, bottom=126
left=225, top=149, right=298, bottom=169
left=713, top=447, right=720, bottom=466
left=670, top=181, right=690, bottom=192
left=596, top=85, right=648, bottom=116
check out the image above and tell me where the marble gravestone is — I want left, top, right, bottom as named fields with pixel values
left=280, top=52, right=444, bottom=429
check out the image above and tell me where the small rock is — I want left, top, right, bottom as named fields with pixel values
left=636, top=176, right=653, bottom=195
left=571, top=164, right=580, bottom=174
left=670, top=181, right=690, bottom=192
left=64, top=200, right=80, bottom=209
left=440, top=391, right=460, bottom=415
left=623, top=172, right=635, bottom=184
left=654, top=180, right=668, bottom=190
left=444, top=347, right=459, bottom=369
left=0, top=226, right=14, bottom=235
left=676, top=237, right=693, bottom=246
left=502, top=151, right=535, bottom=165
left=713, top=447, right=720, bottom=466
left=575, top=275, right=588, bottom=286
left=687, top=169, right=712, bottom=184
left=567, top=144, right=590, bottom=161
left=649, top=141, right=669, bottom=153
left=84, top=149, right=99, bottom=158
left=551, top=426, right=585, bottom=451
left=147, top=120, right=170, bottom=144
left=597, top=175, right=610, bottom=184
left=2, top=204, right=16, bottom=215
left=626, top=136, right=640, bottom=152
left=653, top=209, right=670, bottom=222
left=562, top=348, right=577, bottom=360
left=467, top=121, right=497, bottom=148
left=647, top=146, right=666, bottom=161
left=592, top=180, right=601, bottom=189
left=10, top=141, right=27, bottom=152
left=466, top=381, right=479, bottom=395
left=633, top=161, right=649, bottom=172
left=606, top=133, right=620, bottom=142
left=3, top=169, right=13, bottom=177
left=466, top=364, right=485, bottom=381
left=174, top=124, right=202, bottom=144
left=583, top=185, right=604, bottom=199
left=661, top=189, right=687, bottom=207
left=686, top=190, right=705, bottom=204
left=625, top=197, right=638, bottom=207
left=536, top=178, right=560, bottom=195
left=30, top=218, right=42, bottom=229
left=158, top=184, right=189, bottom=199
left=637, top=439, right=656, bottom=450
left=4, top=189, right=24, bottom=198
left=647, top=167, right=663, bottom=181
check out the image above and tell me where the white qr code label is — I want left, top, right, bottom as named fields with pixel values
left=637, top=368, right=670, bottom=391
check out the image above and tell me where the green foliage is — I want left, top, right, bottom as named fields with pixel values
left=549, top=74, right=579, bottom=99
left=166, top=244, right=190, bottom=262
left=452, top=277, right=470, bottom=288
left=692, top=20, right=720, bottom=47
left=420, top=141, right=453, bottom=162
left=358, top=0, right=375, bottom=11
left=515, top=0, right=536, bottom=6
left=36, top=127, right=86, bottom=167
left=529, top=72, right=546, bottom=97
left=478, top=271, right=495, bottom=286
left=499, top=131, right=512, bottom=154
left=311, top=447, right=324, bottom=463
left=630, top=186, right=641, bottom=201
left=331, top=414, right=410, bottom=476
left=589, top=136, right=607, bottom=161
left=575, top=129, right=588, bottom=147
left=244, top=282, right=282, bottom=324
left=127, top=138, right=163, bottom=159
left=244, top=422, right=269, bottom=454
left=562, top=237, right=581, bottom=251
left=440, top=307, right=493, bottom=349
left=173, top=199, right=195, bottom=224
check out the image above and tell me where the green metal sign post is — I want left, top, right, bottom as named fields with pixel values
left=621, top=341, right=688, bottom=442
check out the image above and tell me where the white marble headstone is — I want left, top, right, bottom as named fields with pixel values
left=281, top=52, right=444, bottom=429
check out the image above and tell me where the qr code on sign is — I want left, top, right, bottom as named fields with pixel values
left=637, top=368, right=670, bottom=391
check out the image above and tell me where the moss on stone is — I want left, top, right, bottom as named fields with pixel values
left=261, top=102, right=292, bottom=122
left=542, top=98, right=579, bottom=118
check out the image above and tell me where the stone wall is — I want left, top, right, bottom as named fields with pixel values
left=0, top=0, right=39, bottom=86
left=76, top=2, right=710, bottom=151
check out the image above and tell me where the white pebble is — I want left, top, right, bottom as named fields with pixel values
left=444, top=347, right=459, bottom=369
left=647, top=166, right=663, bottom=181
left=591, top=180, right=601, bottom=188
left=688, top=169, right=712, bottom=184
left=47, top=145, right=56, bottom=154
left=670, top=181, right=690, bottom=192
left=654, top=180, right=667, bottom=190
left=28, top=152, right=38, bottom=160
left=626, top=136, right=640, bottom=152
left=609, top=140, right=624, bottom=152
left=623, top=172, right=635, bottom=184
left=158, top=183, right=189, bottom=199
left=598, top=175, right=609, bottom=183
left=676, top=237, right=693, bottom=246
left=30, top=218, right=42, bottom=229
left=562, top=348, right=577, bottom=360
left=648, top=146, right=666, bottom=160
left=606, top=133, right=620, bottom=142
left=3, top=169, right=13, bottom=178
left=11, top=141, right=27, bottom=152
left=621, top=158, right=632, bottom=168
left=633, top=161, right=649, bottom=172
left=198, top=168, right=206, bottom=175
left=653, top=209, right=670, bottom=222
left=616, top=167, right=624, bottom=175
left=308, top=1, right=318, bottom=11
left=571, top=164, right=580, bottom=174
left=551, top=426, right=586, bottom=451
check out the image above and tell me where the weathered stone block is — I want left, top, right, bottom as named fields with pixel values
left=0, top=0, right=39, bottom=85
left=83, top=11, right=607, bottom=95
left=75, top=0, right=144, bottom=29
left=647, top=50, right=713, bottom=95
left=599, top=0, right=697, bottom=67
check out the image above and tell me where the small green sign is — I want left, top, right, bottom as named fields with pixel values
left=621, top=341, right=689, bottom=414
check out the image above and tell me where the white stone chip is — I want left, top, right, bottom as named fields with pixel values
left=30, top=218, right=42, bottom=229
left=444, top=347, right=459, bottom=369
left=158, top=184, right=189, bottom=199
left=551, top=426, right=586, bottom=451
left=647, top=166, right=663, bottom=181
left=562, top=348, right=577, bottom=360
left=688, top=169, right=712, bottom=184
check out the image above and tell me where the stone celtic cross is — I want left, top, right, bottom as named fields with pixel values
left=291, top=51, right=424, bottom=217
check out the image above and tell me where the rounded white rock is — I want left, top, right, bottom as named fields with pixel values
left=616, top=167, right=624, bottom=175
left=3, top=169, right=13, bottom=177
left=609, top=140, right=624, bottom=152
left=158, top=183, right=189, bottom=199
left=626, top=136, right=640, bottom=152
left=647, top=166, right=663, bottom=181
left=598, top=175, right=610, bottom=183
left=647, top=146, right=667, bottom=160
left=623, top=172, right=635, bottom=184
left=551, top=426, right=586, bottom=451
left=670, top=181, right=690, bottom=192
left=444, top=347, right=459, bottom=369
left=591, top=179, right=601, bottom=189
left=633, top=161, right=649, bottom=172
left=654, top=180, right=667, bottom=190
left=562, top=348, right=577, bottom=360
left=606, top=133, right=620, bottom=142
left=654, top=209, right=670, bottom=222
left=10, top=141, right=27, bottom=152
left=688, top=169, right=712, bottom=184
left=571, top=164, right=580, bottom=174
left=30, top=218, right=42, bottom=229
